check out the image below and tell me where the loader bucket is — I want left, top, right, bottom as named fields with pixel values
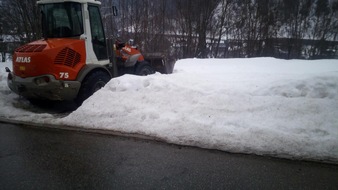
left=144, top=53, right=175, bottom=74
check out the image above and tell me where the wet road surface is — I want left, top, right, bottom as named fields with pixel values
left=1, top=122, right=338, bottom=190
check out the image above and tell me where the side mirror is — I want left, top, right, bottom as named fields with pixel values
left=112, top=6, right=118, bottom=16
left=129, top=39, right=134, bottom=46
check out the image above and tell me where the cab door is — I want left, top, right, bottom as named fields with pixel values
left=88, top=5, right=108, bottom=60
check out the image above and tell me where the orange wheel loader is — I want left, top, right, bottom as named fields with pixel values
left=6, top=0, right=175, bottom=105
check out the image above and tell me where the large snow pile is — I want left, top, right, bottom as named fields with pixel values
left=1, top=58, right=338, bottom=163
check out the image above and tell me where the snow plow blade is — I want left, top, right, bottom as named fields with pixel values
left=144, top=53, right=175, bottom=74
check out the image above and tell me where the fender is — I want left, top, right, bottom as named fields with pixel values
left=76, top=64, right=112, bottom=82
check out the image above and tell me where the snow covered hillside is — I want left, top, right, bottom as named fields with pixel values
left=1, top=58, right=338, bottom=163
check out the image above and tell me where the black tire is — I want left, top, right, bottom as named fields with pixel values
left=135, top=62, right=155, bottom=76
left=28, top=99, right=77, bottom=113
left=75, top=70, right=110, bottom=106
left=28, top=98, right=54, bottom=108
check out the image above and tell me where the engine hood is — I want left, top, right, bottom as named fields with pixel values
left=13, top=38, right=86, bottom=80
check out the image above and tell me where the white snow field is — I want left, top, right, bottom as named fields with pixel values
left=1, top=58, right=338, bottom=163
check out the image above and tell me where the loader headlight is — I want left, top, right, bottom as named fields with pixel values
left=35, top=76, right=50, bottom=85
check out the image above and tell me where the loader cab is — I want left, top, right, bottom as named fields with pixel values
left=38, top=0, right=108, bottom=63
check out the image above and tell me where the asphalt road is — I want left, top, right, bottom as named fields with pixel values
left=1, top=122, right=338, bottom=190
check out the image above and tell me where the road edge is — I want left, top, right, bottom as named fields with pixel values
left=1, top=116, right=337, bottom=166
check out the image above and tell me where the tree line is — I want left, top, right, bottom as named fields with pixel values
left=1, top=0, right=338, bottom=60
left=106, top=0, right=338, bottom=59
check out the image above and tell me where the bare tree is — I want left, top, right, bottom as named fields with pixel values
left=2, top=0, right=337, bottom=60
left=0, top=0, right=41, bottom=43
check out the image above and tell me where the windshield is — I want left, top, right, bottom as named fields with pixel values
left=40, top=2, right=83, bottom=38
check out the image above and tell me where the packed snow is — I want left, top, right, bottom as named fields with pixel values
left=1, top=58, right=338, bottom=163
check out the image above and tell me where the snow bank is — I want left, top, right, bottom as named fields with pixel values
left=1, top=58, right=338, bottom=163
